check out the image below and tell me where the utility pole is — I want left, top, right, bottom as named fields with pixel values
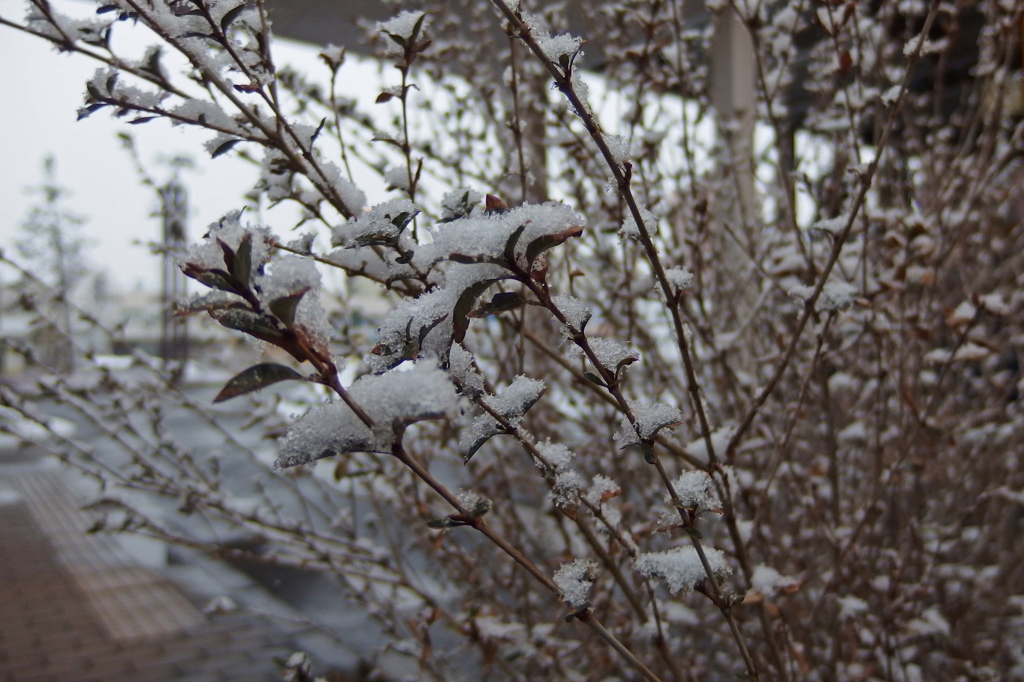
left=159, top=177, right=189, bottom=384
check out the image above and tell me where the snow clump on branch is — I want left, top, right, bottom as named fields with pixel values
left=634, top=546, right=731, bottom=595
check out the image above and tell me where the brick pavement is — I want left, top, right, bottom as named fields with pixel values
left=0, top=471, right=329, bottom=682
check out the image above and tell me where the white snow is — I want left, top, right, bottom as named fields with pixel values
left=924, top=343, right=992, bottom=364
left=979, top=293, right=1009, bottom=316
left=440, top=188, right=483, bottom=220
left=275, top=361, right=460, bottom=468
left=946, top=300, right=977, bottom=326
left=616, top=401, right=683, bottom=447
left=377, top=11, right=428, bottom=54
left=906, top=607, right=951, bottom=637
left=685, top=425, right=734, bottom=464
left=588, top=337, right=639, bottom=372
left=549, top=469, right=584, bottom=509
left=553, top=558, right=597, bottom=609
left=460, top=376, right=546, bottom=459
left=750, top=564, right=798, bottom=596
left=455, top=489, right=492, bottom=516
left=666, top=267, right=694, bottom=291
left=535, top=32, right=583, bottom=63
left=536, top=440, right=575, bottom=471
left=584, top=474, right=621, bottom=507
left=181, top=211, right=273, bottom=276
left=669, top=470, right=721, bottom=513
left=333, top=199, right=419, bottom=248
left=490, top=375, right=546, bottom=420
left=619, top=205, right=658, bottom=241
left=837, top=595, right=869, bottom=620
left=634, top=546, right=731, bottom=595
left=449, top=343, right=485, bottom=395
left=789, top=280, right=858, bottom=312
left=552, top=293, right=592, bottom=332
left=606, top=134, right=630, bottom=168
left=810, top=214, right=850, bottom=236
left=383, top=166, right=411, bottom=192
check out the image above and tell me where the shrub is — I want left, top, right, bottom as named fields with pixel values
left=3, top=0, right=1024, bottom=679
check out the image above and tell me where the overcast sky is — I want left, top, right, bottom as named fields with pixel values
left=0, top=0, right=389, bottom=292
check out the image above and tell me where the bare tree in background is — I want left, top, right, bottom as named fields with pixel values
left=12, top=155, right=92, bottom=372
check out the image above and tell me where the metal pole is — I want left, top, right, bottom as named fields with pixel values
left=160, top=178, right=189, bottom=383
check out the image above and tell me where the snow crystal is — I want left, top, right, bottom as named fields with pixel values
left=838, top=421, right=868, bottom=444
left=324, top=246, right=415, bottom=284
left=979, top=293, right=1009, bottom=316
left=904, top=33, right=946, bottom=57
left=86, top=67, right=166, bottom=110
left=946, top=300, right=976, bottom=326
left=634, top=546, right=731, bottom=595
left=26, top=6, right=111, bottom=43
left=584, top=474, right=620, bottom=507
left=333, top=199, right=419, bottom=248
left=183, top=290, right=244, bottom=313
left=460, top=376, right=546, bottom=459
left=490, top=375, right=546, bottom=420
left=553, top=559, right=597, bottom=609
left=173, top=99, right=243, bottom=133
left=378, top=10, right=427, bottom=43
left=448, top=343, right=485, bottom=395
left=880, top=84, right=903, bottom=107
left=837, top=595, right=868, bottom=620
left=276, top=361, right=459, bottom=468
left=588, top=337, right=639, bottom=372
left=202, top=132, right=240, bottom=158
left=368, top=262, right=508, bottom=372
left=820, top=282, right=859, bottom=310
left=536, top=439, right=575, bottom=471
left=789, top=281, right=858, bottom=312
left=456, top=489, right=492, bottom=516
left=606, top=134, right=630, bottom=168
left=750, top=565, right=798, bottom=596
left=669, top=470, right=721, bottom=513
left=614, top=401, right=682, bottom=448
left=685, top=425, right=734, bottom=464
left=459, top=413, right=503, bottom=456
left=427, top=202, right=585, bottom=268
left=550, top=469, right=584, bottom=508
left=182, top=211, right=273, bottom=276
left=255, top=150, right=294, bottom=202
left=257, top=256, right=331, bottom=351
left=906, top=607, right=950, bottom=637
left=384, top=166, right=411, bottom=192
left=619, top=205, right=658, bottom=241
left=319, top=161, right=366, bottom=216
left=924, top=343, right=992, bottom=364
left=666, top=267, right=693, bottom=291
left=635, top=402, right=683, bottom=439
left=552, top=293, right=592, bottom=332
left=602, top=502, right=623, bottom=531
left=285, top=233, right=316, bottom=255
left=569, top=70, right=591, bottom=115
left=258, top=256, right=319, bottom=302
left=811, top=214, right=850, bottom=236
left=536, top=32, right=583, bottom=63
left=440, top=188, right=483, bottom=221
